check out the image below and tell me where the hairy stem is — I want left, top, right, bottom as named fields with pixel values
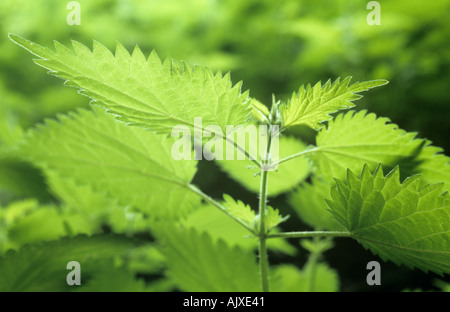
left=257, top=125, right=275, bottom=292
left=273, top=146, right=319, bottom=167
left=307, top=237, right=320, bottom=292
left=308, top=256, right=318, bottom=291
left=266, top=231, right=351, bottom=239
left=258, top=235, right=269, bottom=292
left=258, top=169, right=270, bottom=292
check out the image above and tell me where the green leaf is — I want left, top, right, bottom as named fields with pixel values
left=178, top=202, right=296, bottom=255
left=74, top=266, right=149, bottom=292
left=300, top=238, right=335, bottom=255
left=413, top=142, right=450, bottom=193
left=289, top=179, right=345, bottom=231
left=74, top=263, right=172, bottom=292
left=46, top=171, right=149, bottom=234
left=0, top=199, right=37, bottom=225
left=327, top=164, right=450, bottom=275
left=434, top=280, right=450, bottom=292
left=9, top=34, right=250, bottom=134
left=217, top=136, right=311, bottom=196
left=0, top=235, right=142, bottom=291
left=0, top=200, right=96, bottom=253
left=0, top=149, right=51, bottom=201
left=154, top=227, right=260, bottom=291
left=0, top=105, right=24, bottom=147
left=0, top=200, right=38, bottom=252
left=21, top=107, right=199, bottom=218
left=265, top=206, right=289, bottom=231
left=5, top=206, right=68, bottom=250
left=271, top=262, right=339, bottom=292
left=280, top=77, right=388, bottom=130
left=249, top=98, right=270, bottom=123
left=311, top=110, right=425, bottom=181
left=222, top=194, right=256, bottom=226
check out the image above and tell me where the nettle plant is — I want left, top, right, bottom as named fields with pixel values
left=3, top=34, right=449, bottom=292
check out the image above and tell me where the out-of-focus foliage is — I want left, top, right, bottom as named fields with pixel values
left=0, top=0, right=449, bottom=292
left=1, top=0, right=449, bottom=149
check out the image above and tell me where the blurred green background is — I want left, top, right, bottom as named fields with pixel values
left=0, top=0, right=449, bottom=291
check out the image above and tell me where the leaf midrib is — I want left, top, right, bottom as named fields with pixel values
left=353, top=234, right=450, bottom=256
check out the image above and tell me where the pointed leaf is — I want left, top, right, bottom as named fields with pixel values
left=222, top=194, right=256, bottom=225
left=9, top=34, right=250, bottom=134
left=265, top=206, right=289, bottom=231
left=154, top=227, right=260, bottom=291
left=312, top=110, right=427, bottom=181
left=20, top=107, right=199, bottom=218
left=280, top=77, right=387, bottom=130
left=0, top=235, right=142, bottom=291
left=327, top=165, right=450, bottom=275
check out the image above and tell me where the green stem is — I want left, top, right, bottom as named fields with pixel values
left=273, top=147, right=319, bottom=167
left=257, top=125, right=275, bottom=292
left=258, top=235, right=269, bottom=292
left=187, top=184, right=258, bottom=236
left=266, top=231, right=351, bottom=239
left=258, top=169, right=270, bottom=292
left=307, top=237, right=320, bottom=292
